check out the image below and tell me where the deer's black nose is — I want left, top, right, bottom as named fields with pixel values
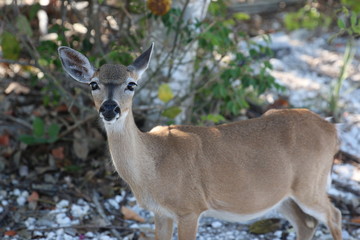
left=99, top=100, right=121, bottom=121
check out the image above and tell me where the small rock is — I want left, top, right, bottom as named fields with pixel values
left=56, top=199, right=69, bottom=209
left=211, top=221, right=222, bottom=228
left=19, top=165, right=28, bottom=177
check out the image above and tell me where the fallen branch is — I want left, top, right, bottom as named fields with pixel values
left=0, top=113, right=32, bottom=130
left=58, top=113, right=98, bottom=139
left=92, top=190, right=122, bottom=239
left=30, top=224, right=136, bottom=232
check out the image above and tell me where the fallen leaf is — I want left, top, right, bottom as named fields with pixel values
left=249, top=218, right=281, bottom=234
left=0, top=134, right=10, bottom=146
left=351, top=216, right=360, bottom=224
left=5, top=82, right=30, bottom=95
left=55, top=104, right=68, bottom=113
left=51, top=147, right=65, bottom=159
left=121, top=206, right=145, bottom=223
left=5, top=230, right=17, bottom=236
left=28, top=191, right=39, bottom=202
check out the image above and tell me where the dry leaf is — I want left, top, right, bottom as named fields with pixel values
left=5, top=230, right=17, bottom=236
left=351, top=216, right=360, bottom=224
left=55, top=104, right=68, bottom=113
left=0, top=134, right=10, bottom=146
left=28, top=191, right=39, bottom=202
left=121, top=206, right=145, bottom=223
left=5, top=82, right=30, bottom=95
left=51, top=147, right=65, bottom=159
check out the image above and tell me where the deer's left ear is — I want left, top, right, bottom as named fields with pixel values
left=128, top=43, right=154, bottom=80
left=58, top=46, right=96, bottom=83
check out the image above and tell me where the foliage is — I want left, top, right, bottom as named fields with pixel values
left=192, top=0, right=282, bottom=119
left=19, top=117, right=60, bottom=145
left=284, top=4, right=331, bottom=31
left=1, top=0, right=282, bottom=141
left=0, top=31, right=21, bottom=60
left=329, top=1, right=360, bottom=119
left=283, top=0, right=360, bottom=119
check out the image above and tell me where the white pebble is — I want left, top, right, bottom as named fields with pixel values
left=56, top=213, right=71, bottom=226
left=115, top=195, right=124, bottom=203
left=274, top=230, right=282, bottom=237
left=45, top=232, right=56, bottom=239
left=13, top=189, right=21, bottom=196
left=71, top=203, right=90, bottom=218
left=342, top=230, right=351, bottom=239
left=25, top=217, right=36, bottom=230
left=85, top=232, right=95, bottom=238
left=130, top=223, right=139, bottom=229
left=56, top=199, right=69, bottom=209
left=16, top=196, right=27, bottom=206
left=211, top=221, right=222, bottom=228
left=107, top=199, right=119, bottom=210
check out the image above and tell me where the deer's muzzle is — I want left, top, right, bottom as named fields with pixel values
left=99, top=100, right=121, bottom=122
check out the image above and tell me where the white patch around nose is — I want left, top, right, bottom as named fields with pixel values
left=104, top=110, right=129, bottom=132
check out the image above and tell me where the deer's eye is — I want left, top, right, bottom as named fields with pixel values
left=126, top=82, right=137, bottom=91
left=89, top=82, right=99, bottom=91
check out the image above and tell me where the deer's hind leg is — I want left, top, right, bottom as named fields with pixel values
left=292, top=195, right=342, bottom=240
left=278, top=198, right=318, bottom=240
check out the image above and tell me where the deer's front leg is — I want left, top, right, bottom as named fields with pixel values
left=154, top=214, right=174, bottom=240
left=177, top=213, right=199, bottom=240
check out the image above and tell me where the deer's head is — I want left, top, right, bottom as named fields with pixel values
left=58, top=44, right=154, bottom=124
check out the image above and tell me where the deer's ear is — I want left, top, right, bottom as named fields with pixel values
left=129, top=43, right=154, bottom=79
left=58, top=46, right=96, bottom=83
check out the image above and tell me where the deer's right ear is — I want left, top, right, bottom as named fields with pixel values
left=58, top=46, right=95, bottom=83
left=128, top=43, right=154, bottom=80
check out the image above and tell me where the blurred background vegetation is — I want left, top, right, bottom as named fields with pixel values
left=0, top=0, right=359, bottom=180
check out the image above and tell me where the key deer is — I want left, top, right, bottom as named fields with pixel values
left=58, top=43, right=342, bottom=240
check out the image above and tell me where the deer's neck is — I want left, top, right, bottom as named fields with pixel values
left=104, top=111, right=155, bottom=187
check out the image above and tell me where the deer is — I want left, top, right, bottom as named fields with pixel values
left=58, top=43, right=342, bottom=240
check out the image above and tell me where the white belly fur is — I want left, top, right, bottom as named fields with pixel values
left=202, top=199, right=284, bottom=223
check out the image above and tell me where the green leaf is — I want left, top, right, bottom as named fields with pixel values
left=337, top=18, right=346, bottom=29
left=16, top=14, right=33, bottom=37
left=201, top=114, right=225, bottom=124
left=233, top=12, right=250, bottom=21
left=19, top=135, right=47, bottom=145
left=29, top=3, right=41, bottom=20
left=0, top=32, right=20, bottom=60
left=33, top=117, right=45, bottom=138
left=48, top=123, right=60, bottom=142
left=158, top=84, right=174, bottom=103
left=162, top=106, right=182, bottom=119
left=38, top=58, right=49, bottom=67
left=19, top=135, right=38, bottom=145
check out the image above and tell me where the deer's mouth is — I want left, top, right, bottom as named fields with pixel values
left=100, top=112, right=120, bottom=124
left=99, top=100, right=121, bottom=124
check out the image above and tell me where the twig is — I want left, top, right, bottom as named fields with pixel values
left=0, top=59, right=39, bottom=69
left=0, top=113, right=32, bottom=130
left=25, top=224, right=137, bottom=233
left=0, top=205, right=10, bottom=223
left=331, top=178, right=360, bottom=197
left=166, top=0, right=191, bottom=78
left=343, top=221, right=360, bottom=227
left=58, top=113, right=98, bottom=139
left=92, top=190, right=122, bottom=239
